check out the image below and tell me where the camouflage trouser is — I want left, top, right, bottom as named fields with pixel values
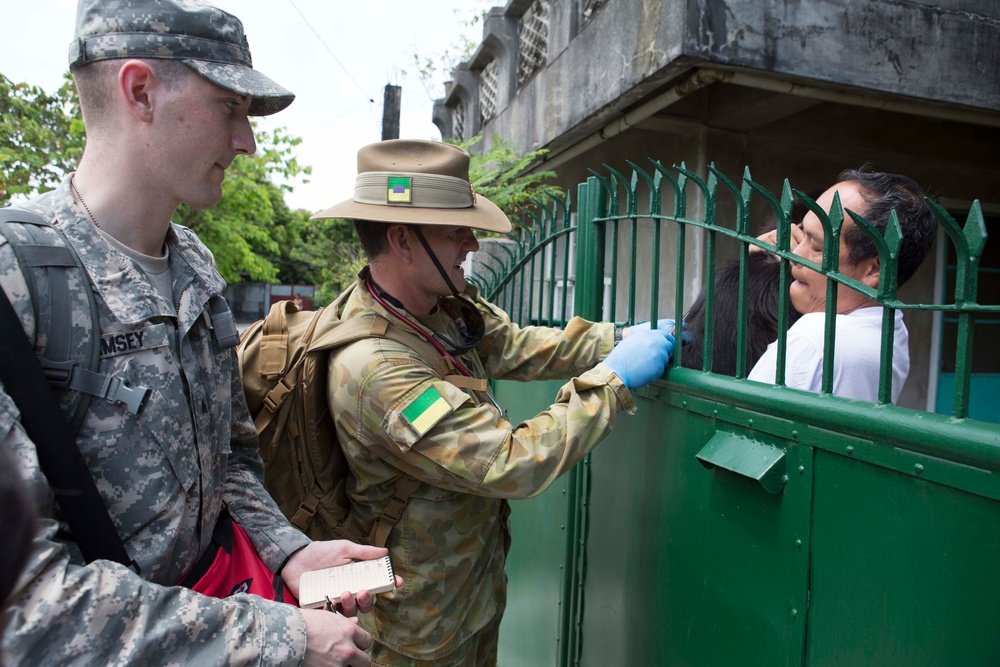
left=370, top=611, right=501, bottom=667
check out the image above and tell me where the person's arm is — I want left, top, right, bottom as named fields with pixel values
left=221, top=352, right=312, bottom=570
left=473, top=298, right=615, bottom=381
left=334, top=329, right=672, bottom=500
left=0, top=386, right=310, bottom=666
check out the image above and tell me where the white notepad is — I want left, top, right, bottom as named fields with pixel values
left=298, top=556, right=396, bottom=610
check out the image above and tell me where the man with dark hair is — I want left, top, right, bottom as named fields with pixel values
left=748, top=166, right=936, bottom=402
left=1, top=1, right=392, bottom=665
left=312, top=139, right=676, bottom=665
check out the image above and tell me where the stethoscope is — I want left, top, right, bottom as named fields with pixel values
left=362, top=269, right=509, bottom=422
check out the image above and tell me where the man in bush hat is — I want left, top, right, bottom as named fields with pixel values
left=314, top=139, right=676, bottom=665
left=1, top=1, right=390, bottom=665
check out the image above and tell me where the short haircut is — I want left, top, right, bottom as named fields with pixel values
left=353, top=219, right=390, bottom=260
left=71, top=59, right=191, bottom=125
left=838, top=165, right=936, bottom=287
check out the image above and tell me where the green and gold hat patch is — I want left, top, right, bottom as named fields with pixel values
left=387, top=176, right=412, bottom=203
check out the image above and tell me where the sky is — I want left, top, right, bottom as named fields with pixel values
left=2, top=0, right=489, bottom=212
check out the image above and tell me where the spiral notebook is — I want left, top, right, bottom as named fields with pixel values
left=298, top=555, right=396, bottom=609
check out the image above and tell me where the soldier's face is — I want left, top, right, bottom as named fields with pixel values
left=154, top=69, right=257, bottom=209
left=415, top=225, right=480, bottom=296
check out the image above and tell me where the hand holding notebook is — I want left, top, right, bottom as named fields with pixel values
left=298, top=555, right=397, bottom=610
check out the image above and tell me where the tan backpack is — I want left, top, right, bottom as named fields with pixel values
left=237, top=286, right=431, bottom=546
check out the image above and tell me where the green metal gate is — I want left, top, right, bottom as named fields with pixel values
left=471, top=162, right=1000, bottom=666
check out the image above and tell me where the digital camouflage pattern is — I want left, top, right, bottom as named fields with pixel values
left=70, top=0, right=294, bottom=116
left=328, top=278, right=633, bottom=662
left=0, top=176, right=312, bottom=665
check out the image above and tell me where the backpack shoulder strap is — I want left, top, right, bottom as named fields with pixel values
left=0, top=208, right=150, bottom=426
left=0, top=228, right=138, bottom=572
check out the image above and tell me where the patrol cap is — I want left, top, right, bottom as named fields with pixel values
left=312, top=139, right=512, bottom=234
left=69, top=0, right=294, bottom=116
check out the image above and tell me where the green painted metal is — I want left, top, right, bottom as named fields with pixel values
left=483, top=160, right=999, bottom=665
left=696, top=430, right=788, bottom=494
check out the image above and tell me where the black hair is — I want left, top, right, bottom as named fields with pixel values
left=352, top=219, right=390, bottom=260
left=838, top=165, right=936, bottom=287
left=681, top=252, right=801, bottom=376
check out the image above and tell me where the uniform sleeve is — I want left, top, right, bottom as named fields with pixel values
left=333, top=340, right=634, bottom=501
left=474, top=299, right=615, bottom=381
left=221, top=351, right=311, bottom=572
left=0, top=381, right=309, bottom=667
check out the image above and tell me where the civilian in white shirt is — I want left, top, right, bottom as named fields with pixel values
left=748, top=166, right=936, bottom=403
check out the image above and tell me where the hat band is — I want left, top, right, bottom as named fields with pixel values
left=69, top=33, right=252, bottom=68
left=354, top=172, right=474, bottom=209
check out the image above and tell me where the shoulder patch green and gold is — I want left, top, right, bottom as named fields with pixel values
left=401, top=385, right=452, bottom=437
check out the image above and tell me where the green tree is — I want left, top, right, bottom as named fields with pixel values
left=0, top=73, right=85, bottom=204
left=459, top=135, right=561, bottom=229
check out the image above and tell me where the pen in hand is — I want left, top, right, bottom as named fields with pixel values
left=324, top=595, right=342, bottom=615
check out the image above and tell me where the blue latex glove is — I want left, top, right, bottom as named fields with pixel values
left=630, top=319, right=691, bottom=342
left=630, top=319, right=675, bottom=333
left=604, top=329, right=675, bottom=390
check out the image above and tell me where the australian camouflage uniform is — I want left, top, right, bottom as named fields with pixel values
left=328, top=274, right=636, bottom=663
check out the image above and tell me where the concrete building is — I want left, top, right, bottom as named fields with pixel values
left=434, top=0, right=1000, bottom=413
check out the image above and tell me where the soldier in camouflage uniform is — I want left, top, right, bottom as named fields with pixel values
left=0, top=2, right=394, bottom=665
left=313, top=140, right=676, bottom=665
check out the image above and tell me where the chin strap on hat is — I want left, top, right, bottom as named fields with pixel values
left=411, top=226, right=462, bottom=296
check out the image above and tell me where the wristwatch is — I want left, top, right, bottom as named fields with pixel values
left=613, top=326, right=624, bottom=346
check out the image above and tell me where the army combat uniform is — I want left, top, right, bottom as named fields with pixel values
left=0, top=177, right=311, bottom=665
left=328, top=277, right=635, bottom=664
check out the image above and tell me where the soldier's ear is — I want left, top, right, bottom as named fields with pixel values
left=118, top=60, right=156, bottom=123
left=385, top=224, right=415, bottom=263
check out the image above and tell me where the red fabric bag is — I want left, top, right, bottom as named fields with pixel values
left=180, top=510, right=297, bottom=604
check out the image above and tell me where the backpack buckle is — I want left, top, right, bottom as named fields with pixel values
left=106, top=373, right=151, bottom=416
left=39, top=357, right=77, bottom=389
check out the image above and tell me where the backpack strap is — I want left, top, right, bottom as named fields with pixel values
left=368, top=475, right=421, bottom=548
left=0, top=273, right=139, bottom=572
left=0, top=208, right=150, bottom=423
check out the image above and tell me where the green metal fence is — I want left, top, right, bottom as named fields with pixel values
left=473, top=161, right=1000, bottom=666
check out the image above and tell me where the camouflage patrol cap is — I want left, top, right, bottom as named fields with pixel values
left=69, top=0, right=294, bottom=116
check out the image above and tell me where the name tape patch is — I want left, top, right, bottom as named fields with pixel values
left=100, top=323, right=169, bottom=358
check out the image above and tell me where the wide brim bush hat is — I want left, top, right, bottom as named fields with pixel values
left=312, top=139, right=513, bottom=234
left=69, top=0, right=294, bottom=116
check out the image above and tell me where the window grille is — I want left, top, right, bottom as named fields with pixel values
left=583, top=0, right=606, bottom=22
left=452, top=100, right=466, bottom=142
left=480, top=59, right=499, bottom=127
left=518, top=0, right=549, bottom=88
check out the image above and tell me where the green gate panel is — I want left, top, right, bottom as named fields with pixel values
left=578, top=392, right=810, bottom=667
left=495, top=379, right=572, bottom=667
left=807, top=450, right=1000, bottom=666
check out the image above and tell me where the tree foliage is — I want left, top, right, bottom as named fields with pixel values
left=458, top=135, right=562, bottom=230
left=0, top=73, right=85, bottom=204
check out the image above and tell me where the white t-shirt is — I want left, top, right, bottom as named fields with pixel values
left=747, top=307, right=909, bottom=403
